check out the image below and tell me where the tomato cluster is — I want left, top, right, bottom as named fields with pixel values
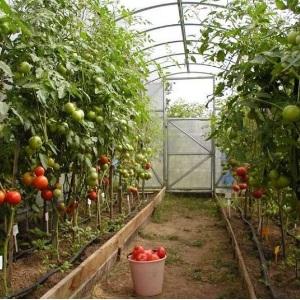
left=130, top=245, right=166, bottom=262
left=0, top=190, right=22, bottom=206
left=231, top=164, right=266, bottom=200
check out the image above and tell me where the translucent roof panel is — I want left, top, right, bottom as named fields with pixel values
left=115, top=0, right=228, bottom=82
left=129, top=5, right=180, bottom=33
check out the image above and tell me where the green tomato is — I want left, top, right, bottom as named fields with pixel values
left=18, top=61, right=32, bottom=74
left=87, top=111, right=96, bottom=120
left=59, top=122, right=69, bottom=135
left=95, top=116, right=104, bottom=124
left=296, top=35, right=300, bottom=45
left=88, top=172, right=98, bottom=180
left=47, top=158, right=55, bottom=168
left=53, top=189, right=62, bottom=198
left=282, top=105, right=300, bottom=122
left=0, top=21, right=12, bottom=34
left=94, top=106, right=102, bottom=113
left=53, top=163, right=61, bottom=171
left=87, top=177, right=98, bottom=187
left=49, top=123, right=57, bottom=133
left=116, top=144, right=123, bottom=152
left=268, top=169, right=279, bottom=180
left=101, top=163, right=109, bottom=171
left=287, top=31, right=298, bottom=44
left=64, top=102, right=76, bottom=114
left=277, top=175, right=290, bottom=188
left=71, top=109, right=84, bottom=122
left=29, top=136, right=43, bottom=150
left=95, top=77, right=104, bottom=85
left=89, top=167, right=97, bottom=173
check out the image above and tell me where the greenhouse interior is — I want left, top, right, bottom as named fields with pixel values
left=1, top=0, right=300, bottom=298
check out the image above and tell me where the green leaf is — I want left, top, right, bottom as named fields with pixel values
left=216, top=50, right=225, bottom=62
left=275, top=0, right=287, bottom=9
left=10, top=107, right=24, bottom=124
left=0, top=60, right=12, bottom=77
left=190, top=55, right=196, bottom=63
left=0, top=102, right=9, bottom=116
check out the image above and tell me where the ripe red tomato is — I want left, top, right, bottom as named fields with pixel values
left=144, top=249, right=154, bottom=261
left=5, top=191, right=21, bottom=205
left=156, top=246, right=166, bottom=258
left=88, top=191, right=97, bottom=201
left=236, top=166, right=247, bottom=177
left=99, top=155, right=109, bottom=165
left=41, top=189, right=53, bottom=201
left=232, top=184, right=240, bottom=192
left=0, top=190, right=6, bottom=204
left=149, top=253, right=160, bottom=261
left=132, top=245, right=144, bottom=259
left=34, top=166, right=45, bottom=177
left=239, top=183, right=248, bottom=190
left=252, top=190, right=263, bottom=199
left=33, top=175, right=49, bottom=190
left=144, top=162, right=152, bottom=170
left=136, top=253, right=148, bottom=261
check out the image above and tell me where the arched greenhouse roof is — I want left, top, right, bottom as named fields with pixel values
left=115, top=0, right=230, bottom=83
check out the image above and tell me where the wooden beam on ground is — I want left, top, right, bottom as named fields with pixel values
left=215, top=194, right=257, bottom=299
left=41, top=188, right=166, bottom=299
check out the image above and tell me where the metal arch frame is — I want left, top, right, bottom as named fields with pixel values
left=177, top=0, right=189, bottom=72
left=146, top=52, right=232, bottom=66
left=149, top=62, right=225, bottom=75
left=140, top=23, right=202, bottom=34
left=147, top=71, right=214, bottom=84
left=115, top=1, right=226, bottom=22
left=142, top=39, right=198, bottom=52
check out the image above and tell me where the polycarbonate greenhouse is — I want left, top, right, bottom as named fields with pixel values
left=0, top=0, right=300, bottom=299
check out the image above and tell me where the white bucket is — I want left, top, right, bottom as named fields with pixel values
left=128, top=254, right=167, bottom=297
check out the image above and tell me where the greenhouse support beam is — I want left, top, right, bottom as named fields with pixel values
left=142, top=39, right=198, bottom=51
left=147, top=72, right=214, bottom=84
left=149, top=62, right=225, bottom=75
left=177, top=0, right=190, bottom=73
left=140, top=23, right=201, bottom=34
left=146, top=52, right=233, bottom=66
left=115, top=2, right=226, bottom=22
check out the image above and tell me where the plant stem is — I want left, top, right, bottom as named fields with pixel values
left=3, top=208, right=15, bottom=297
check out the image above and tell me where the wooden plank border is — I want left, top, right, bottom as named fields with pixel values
left=41, top=188, right=166, bottom=299
left=215, top=194, right=257, bottom=299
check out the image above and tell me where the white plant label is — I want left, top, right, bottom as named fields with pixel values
left=45, top=212, right=49, bottom=234
left=13, top=224, right=19, bottom=236
left=0, top=256, right=3, bottom=270
left=101, top=192, right=105, bottom=198
left=88, top=199, right=92, bottom=206
left=13, top=224, right=19, bottom=253
left=127, top=195, right=131, bottom=212
left=225, top=191, right=231, bottom=199
left=227, top=198, right=231, bottom=218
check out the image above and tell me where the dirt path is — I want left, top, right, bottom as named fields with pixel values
left=90, top=194, right=247, bottom=299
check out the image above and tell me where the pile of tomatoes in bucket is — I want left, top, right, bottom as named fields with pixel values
left=130, top=245, right=166, bottom=261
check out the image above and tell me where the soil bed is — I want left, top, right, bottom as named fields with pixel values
left=90, top=193, right=247, bottom=299
left=220, top=197, right=300, bottom=299
left=6, top=192, right=156, bottom=299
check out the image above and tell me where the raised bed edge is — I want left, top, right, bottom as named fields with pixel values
left=215, top=194, right=257, bottom=299
left=41, top=187, right=166, bottom=299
